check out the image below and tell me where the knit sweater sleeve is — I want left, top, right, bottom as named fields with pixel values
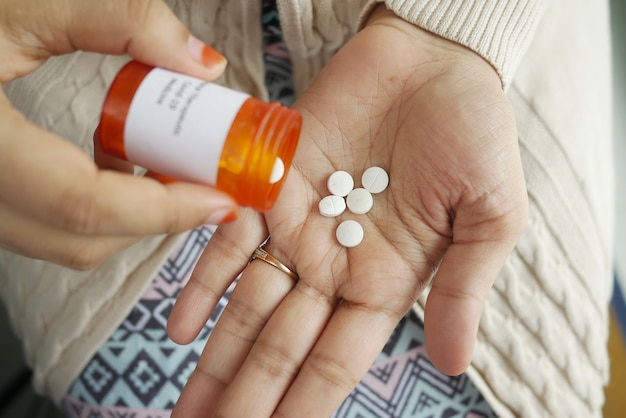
left=359, top=0, right=548, bottom=89
left=280, top=1, right=547, bottom=92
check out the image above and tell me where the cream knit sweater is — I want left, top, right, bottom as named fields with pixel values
left=1, top=0, right=614, bottom=417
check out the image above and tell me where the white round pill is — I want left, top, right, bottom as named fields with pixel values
left=327, top=170, right=354, bottom=197
left=361, top=166, right=389, bottom=194
left=346, top=188, right=373, bottom=215
left=318, top=195, right=346, bottom=217
left=269, top=157, right=285, bottom=184
left=336, top=220, right=364, bottom=247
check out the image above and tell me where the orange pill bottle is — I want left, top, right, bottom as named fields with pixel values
left=98, top=61, right=301, bottom=212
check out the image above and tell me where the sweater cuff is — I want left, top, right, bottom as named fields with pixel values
left=363, top=0, right=547, bottom=89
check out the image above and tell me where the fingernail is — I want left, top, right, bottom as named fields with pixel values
left=188, top=35, right=227, bottom=68
left=204, top=208, right=238, bottom=225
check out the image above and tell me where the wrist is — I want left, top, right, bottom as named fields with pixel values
left=362, top=4, right=502, bottom=90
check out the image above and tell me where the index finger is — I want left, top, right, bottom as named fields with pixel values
left=0, top=0, right=226, bottom=81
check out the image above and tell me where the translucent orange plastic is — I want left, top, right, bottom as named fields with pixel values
left=98, top=61, right=301, bottom=212
left=99, top=61, right=151, bottom=160
left=218, top=97, right=301, bottom=211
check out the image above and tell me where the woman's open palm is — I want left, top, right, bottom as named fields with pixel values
left=168, top=8, right=528, bottom=417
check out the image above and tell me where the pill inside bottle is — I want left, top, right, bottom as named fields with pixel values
left=269, top=158, right=285, bottom=184
left=98, top=61, right=302, bottom=212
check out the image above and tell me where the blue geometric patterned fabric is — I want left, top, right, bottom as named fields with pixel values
left=334, top=312, right=496, bottom=418
left=63, top=227, right=233, bottom=414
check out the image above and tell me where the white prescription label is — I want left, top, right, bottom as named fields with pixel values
left=124, top=67, right=249, bottom=185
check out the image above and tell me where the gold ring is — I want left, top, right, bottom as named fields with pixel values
left=251, top=245, right=298, bottom=281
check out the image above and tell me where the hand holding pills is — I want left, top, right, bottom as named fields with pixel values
left=170, top=6, right=528, bottom=417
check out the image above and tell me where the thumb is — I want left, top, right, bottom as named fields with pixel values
left=424, top=204, right=527, bottom=375
left=424, top=240, right=511, bottom=376
left=1, top=0, right=226, bottom=80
